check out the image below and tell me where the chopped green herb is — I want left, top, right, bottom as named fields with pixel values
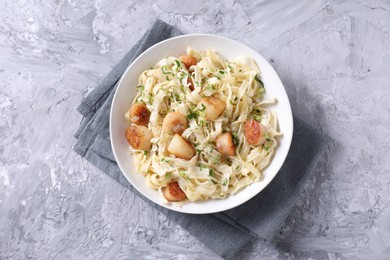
left=165, top=172, right=172, bottom=178
left=216, top=76, right=221, bottom=80
left=230, top=99, right=234, bottom=105
left=264, top=146, right=270, bottom=152
left=206, top=84, right=216, bottom=91
left=234, top=96, right=238, bottom=101
left=239, top=69, right=243, bottom=72
left=161, top=66, right=171, bottom=74
left=265, top=132, right=271, bottom=142
left=161, top=157, right=171, bottom=163
left=196, top=148, right=202, bottom=155
left=251, top=114, right=262, bottom=122
left=143, top=151, right=148, bottom=156
left=213, top=154, right=221, bottom=164
left=228, top=65, right=233, bottom=70
left=232, top=133, right=239, bottom=146
left=254, top=74, right=264, bottom=88
left=198, top=104, right=206, bottom=112
left=209, top=169, right=215, bottom=177
left=235, top=165, right=240, bottom=170
left=165, top=76, right=170, bottom=81
left=210, top=147, right=214, bottom=153
left=179, top=171, right=189, bottom=180
left=148, top=94, right=154, bottom=104
left=211, top=180, right=217, bottom=184
left=219, top=70, right=225, bottom=74
left=149, top=66, right=154, bottom=69
left=175, top=60, right=181, bottom=68
left=136, top=85, right=144, bottom=91
left=222, top=179, right=228, bottom=186
left=199, top=163, right=205, bottom=170
left=187, top=110, right=198, bottom=120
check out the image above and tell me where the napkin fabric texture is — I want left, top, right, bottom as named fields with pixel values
left=74, top=20, right=331, bottom=259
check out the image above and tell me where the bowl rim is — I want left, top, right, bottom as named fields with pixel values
left=110, top=33, right=294, bottom=214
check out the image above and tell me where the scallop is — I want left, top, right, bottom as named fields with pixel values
left=163, top=181, right=187, bottom=202
left=167, top=134, right=196, bottom=160
left=179, top=55, right=197, bottom=70
left=129, top=103, right=150, bottom=126
left=244, top=119, right=268, bottom=146
left=216, top=132, right=235, bottom=156
left=162, top=112, right=188, bottom=135
left=125, top=125, right=152, bottom=150
left=198, top=97, right=226, bottom=120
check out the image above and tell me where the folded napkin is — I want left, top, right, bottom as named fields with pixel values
left=74, top=20, right=331, bottom=259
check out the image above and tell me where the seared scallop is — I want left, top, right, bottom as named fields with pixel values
left=125, top=125, right=152, bottom=150
left=198, top=97, right=226, bottom=120
left=216, top=132, right=235, bottom=156
left=163, top=181, right=187, bottom=202
left=244, top=119, right=268, bottom=146
left=179, top=55, right=197, bottom=70
left=167, top=134, right=196, bottom=160
left=162, top=112, right=188, bottom=135
left=129, top=103, right=150, bottom=126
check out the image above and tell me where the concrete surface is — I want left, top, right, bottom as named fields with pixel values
left=1, top=0, right=390, bottom=259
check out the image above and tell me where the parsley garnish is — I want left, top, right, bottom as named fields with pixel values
left=187, top=110, right=198, bottom=120
left=198, top=104, right=206, bottom=112
left=264, top=146, right=270, bottom=152
left=265, top=132, right=271, bottom=142
left=175, top=60, right=181, bottom=68
left=219, top=70, right=225, bottom=74
left=148, top=94, right=153, bottom=104
left=161, top=66, right=171, bottom=75
left=254, top=74, right=265, bottom=88
left=209, top=169, right=215, bottom=177
left=161, top=157, right=170, bottom=163
left=222, top=179, right=228, bottom=186
left=179, top=171, right=189, bottom=180
left=143, top=151, right=148, bottom=156
left=213, top=154, right=221, bottom=164
left=165, top=172, right=172, bottom=178
left=206, top=84, right=216, bottom=90
left=232, top=133, right=239, bottom=146
left=251, top=114, right=262, bottom=122
left=136, top=85, right=144, bottom=91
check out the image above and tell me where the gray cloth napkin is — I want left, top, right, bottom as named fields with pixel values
left=74, top=20, right=331, bottom=259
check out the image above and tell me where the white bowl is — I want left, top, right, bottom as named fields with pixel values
left=110, top=34, right=293, bottom=214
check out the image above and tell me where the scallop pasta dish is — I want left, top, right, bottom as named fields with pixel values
left=124, top=47, right=281, bottom=204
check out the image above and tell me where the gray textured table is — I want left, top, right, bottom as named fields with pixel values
left=1, top=1, right=390, bottom=259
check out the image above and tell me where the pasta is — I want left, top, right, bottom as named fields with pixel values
left=124, top=47, right=281, bottom=204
